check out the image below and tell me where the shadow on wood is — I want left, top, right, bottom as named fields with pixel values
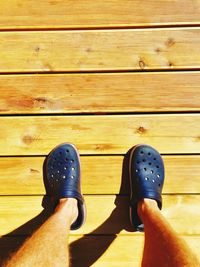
left=70, top=147, right=135, bottom=266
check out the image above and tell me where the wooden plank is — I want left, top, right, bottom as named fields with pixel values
left=0, top=195, right=199, bottom=236
left=0, top=1, right=200, bottom=29
left=0, top=155, right=200, bottom=195
left=0, top=28, right=200, bottom=72
left=0, top=114, right=200, bottom=155
left=0, top=235, right=199, bottom=267
left=1, top=72, right=200, bottom=114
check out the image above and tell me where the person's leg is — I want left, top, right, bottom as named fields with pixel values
left=4, top=143, right=86, bottom=267
left=129, top=144, right=199, bottom=267
left=4, top=198, right=78, bottom=267
left=138, top=198, right=200, bottom=267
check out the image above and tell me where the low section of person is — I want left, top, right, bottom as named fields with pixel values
left=4, top=143, right=199, bottom=267
left=129, top=144, right=199, bottom=267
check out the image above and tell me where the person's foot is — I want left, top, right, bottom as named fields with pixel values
left=44, top=143, right=86, bottom=230
left=129, top=144, right=165, bottom=231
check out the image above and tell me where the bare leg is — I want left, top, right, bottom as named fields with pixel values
left=4, top=198, right=78, bottom=267
left=138, top=198, right=200, bottom=267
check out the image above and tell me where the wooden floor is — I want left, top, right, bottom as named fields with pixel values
left=0, top=1, right=200, bottom=266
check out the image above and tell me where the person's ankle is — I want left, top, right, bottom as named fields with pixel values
left=137, top=198, right=159, bottom=220
left=55, top=198, right=78, bottom=224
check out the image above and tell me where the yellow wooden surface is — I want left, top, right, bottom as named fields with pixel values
left=0, top=0, right=200, bottom=29
left=0, top=195, right=199, bottom=236
left=0, top=114, right=200, bottom=155
left=1, top=72, right=200, bottom=114
left=0, top=155, right=200, bottom=195
left=0, top=28, right=200, bottom=72
left=0, top=1, right=200, bottom=266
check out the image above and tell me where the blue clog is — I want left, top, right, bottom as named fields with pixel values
left=45, top=143, right=86, bottom=230
left=129, top=144, right=165, bottom=231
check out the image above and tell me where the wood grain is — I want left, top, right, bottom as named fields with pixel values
left=0, top=1, right=200, bottom=29
left=0, top=114, right=200, bottom=155
left=0, top=195, right=199, bottom=236
left=0, top=1, right=200, bottom=265
left=1, top=72, right=200, bottom=114
left=0, top=28, right=200, bottom=72
left=0, top=155, right=200, bottom=195
left=0, top=235, right=199, bottom=267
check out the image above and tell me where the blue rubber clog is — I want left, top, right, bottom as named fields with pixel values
left=129, top=144, right=165, bottom=231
